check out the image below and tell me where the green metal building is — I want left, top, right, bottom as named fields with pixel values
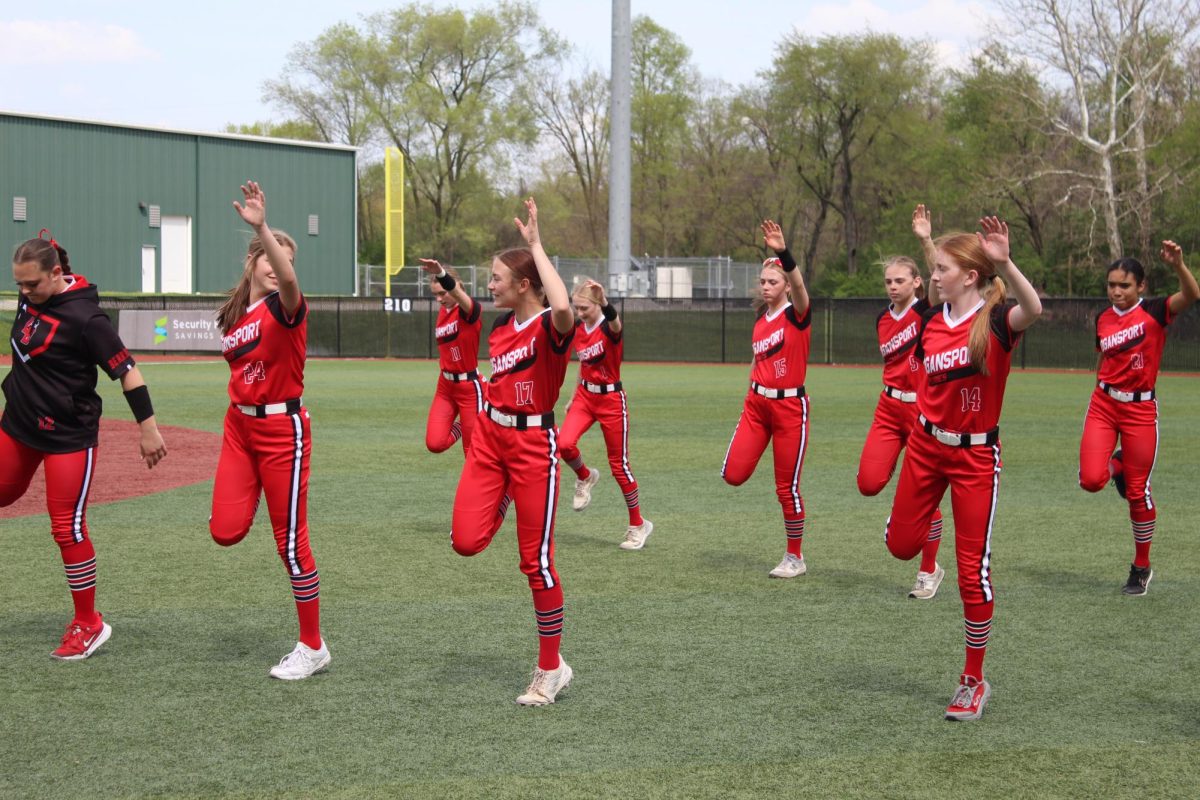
left=1, top=111, right=357, bottom=295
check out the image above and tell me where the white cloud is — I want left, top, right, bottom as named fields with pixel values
left=792, top=0, right=997, bottom=68
left=0, top=20, right=158, bottom=64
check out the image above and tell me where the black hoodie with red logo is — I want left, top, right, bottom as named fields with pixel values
left=3, top=275, right=136, bottom=452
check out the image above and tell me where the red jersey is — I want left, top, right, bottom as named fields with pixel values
left=1094, top=297, right=1171, bottom=393
left=436, top=299, right=483, bottom=373
left=485, top=308, right=574, bottom=415
left=916, top=301, right=1021, bottom=433
left=574, top=319, right=623, bottom=385
left=750, top=302, right=811, bottom=389
left=222, top=292, right=307, bottom=405
left=877, top=297, right=928, bottom=393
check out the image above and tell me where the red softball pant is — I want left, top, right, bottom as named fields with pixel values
left=426, top=375, right=485, bottom=453
left=721, top=392, right=809, bottom=516
left=209, top=407, right=315, bottom=576
left=1079, top=389, right=1157, bottom=515
left=451, top=414, right=561, bottom=590
left=857, top=392, right=919, bottom=496
left=885, top=427, right=1000, bottom=605
left=558, top=388, right=637, bottom=488
left=0, top=426, right=95, bottom=546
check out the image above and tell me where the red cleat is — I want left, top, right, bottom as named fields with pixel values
left=51, top=614, right=112, bottom=661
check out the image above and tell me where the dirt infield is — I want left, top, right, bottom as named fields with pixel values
left=0, top=419, right=220, bottom=520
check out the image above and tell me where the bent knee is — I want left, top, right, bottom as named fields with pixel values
left=450, top=533, right=487, bottom=557
left=857, top=475, right=886, bottom=497
left=209, top=517, right=251, bottom=547
left=1078, top=472, right=1108, bottom=493
left=722, top=467, right=750, bottom=487
left=426, top=439, right=452, bottom=454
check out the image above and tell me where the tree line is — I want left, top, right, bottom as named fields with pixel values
left=230, top=0, right=1200, bottom=296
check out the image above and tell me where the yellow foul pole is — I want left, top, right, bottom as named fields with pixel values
left=384, top=147, right=405, bottom=297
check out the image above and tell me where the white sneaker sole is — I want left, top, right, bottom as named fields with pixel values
left=52, top=621, right=112, bottom=661
left=572, top=472, right=600, bottom=512
left=269, top=651, right=332, bottom=680
left=908, top=569, right=945, bottom=600
left=619, top=520, right=653, bottom=550
left=945, top=681, right=991, bottom=721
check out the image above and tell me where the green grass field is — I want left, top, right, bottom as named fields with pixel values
left=1, top=359, right=1198, bottom=799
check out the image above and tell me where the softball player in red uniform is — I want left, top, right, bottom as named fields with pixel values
left=1078, top=242, right=1199, bottom=595
left=884, top=217, right=1041, bottom=721
left=450, top=198, right=576, bottom=706
left=559, top=279, right=653, bottom=550
left=858, top=205, right=945, bottom=599
left=209, top=181, right=328, bottom=680
left=3, top=232, right=167, bottom=660
left=419, top=260, right=485, bottom=454
left=721, top=220, right=813, bottom=578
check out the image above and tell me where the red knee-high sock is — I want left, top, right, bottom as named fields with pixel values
left=290, top=569, right=322, bottom=649
left=919, top=511, right=943, bottom=574
left=565, top=456, right=589, bottom=480
left=60, top=539, right=99, bottom=626
left=532, top=585, right=564, bottom=671
left=784, top=514, right=804, bottom=557
left=623, top=483, right=643, bottom=526
left=1131, top=509, right=1155, bottom=569
left=962, top=601, right=993, bottom=681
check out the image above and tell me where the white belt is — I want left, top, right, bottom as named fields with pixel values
left=235, top=398, right=303, bottom=417
left=884, top=385, right=917, bottom=403
left=751, top=381, right=805, bottom=399
left=918, top=414, right=999, bottom=448
left=581, top=378, right=623, bottom=394
left=485, top=402, right=554, bottom=430
left=442, top=369, right=479, bottom=382
left=1098, top=381, right=1155, bottom=403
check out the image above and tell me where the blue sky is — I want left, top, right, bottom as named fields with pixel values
left=1, top=0, right=992, bottom=134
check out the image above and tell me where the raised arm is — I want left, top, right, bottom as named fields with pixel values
left=912, top=204, right=939, bottom=305
left=1161, top=240, right=1200, bottom=316
left=761, top=220, right=809, bottom=317
left=419, top=258, right=474, bottom=313
left=585, top=279, right=621, bottom=334
left=234, top=180, right=301, bottom=316
left=514, top=198, right=573, bottom=334
left=978, top=216, right=1041, bottom=332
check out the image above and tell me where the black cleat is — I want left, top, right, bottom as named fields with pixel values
left=1109, top=449, right=1127, bottom=499
left=1122, top=564, right=1152, bottom=596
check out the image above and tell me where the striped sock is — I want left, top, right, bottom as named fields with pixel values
left=919, top=513, right=943, bottom=574
left=785, top=515, right=804, bottom=557
left=60, top=539, right=99, bottom=625
left=1132, top=515, right=1155, bottom=568
left=449, top=421, right=463, bottom=444
left=962, top=603, right=993, bottom=681
left=491, top=493, right=513, bottom=536
left=623, top=484, right=642, bottom=526
left=290, top=568, right=322, bottom=650
left=532, top=585, right=564, bottom=671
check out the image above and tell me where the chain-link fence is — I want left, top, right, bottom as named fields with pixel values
left=97, top=294, right=1200, bottom=372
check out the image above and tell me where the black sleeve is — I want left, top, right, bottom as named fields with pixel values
left=464, top=298, right=482, bottom=324
left=785, top=303, right=812, bottom=330
left=542, top=311, right=574, bottom=354
left=914, top=297, right=931, bottom=315
left=989, top=303, right=1021, bottom=353
left=1142, top=296, right=1171, bottom=328
left=83, top=313, right=136, bottom=380
left=491, top=311, right=514, bottom=333
left=601, top=319, right=623, bottom=343
left=266, top=292, right=307, bottom=328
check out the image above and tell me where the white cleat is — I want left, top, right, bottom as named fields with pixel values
left=909, top=563, right=946, bottom=600
left=516, top=660, right=573, bottom=706
left=572, top=468, right=601, bottom=511
left=619, top=519, right=654, bottom=551
left=768, top=553, right=807, bottom=578
left=269, top=640, right=331, bottom=680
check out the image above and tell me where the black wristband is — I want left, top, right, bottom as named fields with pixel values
left=124, top=385, right=154, bottom=423
left=435, top=272, right=456, bottom=291
left=601, top=303, right=617, bottom=321
left=775, top=248, right=797, bottom=273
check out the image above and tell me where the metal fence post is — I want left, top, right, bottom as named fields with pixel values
left=824, top=297, right=833, bottom=364
left=721, top=297, right=727, bottom=363
left=336, top=298, right=342, bottom=358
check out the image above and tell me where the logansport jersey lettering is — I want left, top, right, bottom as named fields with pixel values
left=1100, top=322, right=1146, bottom=354
left=436, top=320, right=459, bottom=339
left=578, top=339, right=606, bottom=362
left=924, top=346, right=971, bottom=374
left=491, top=337, right=535, bottom=375
left=880, top=322, right=919, bottom=357
left=753, top=328, right=786, bottom=358
left=222, top=320, right=261, bottom=353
